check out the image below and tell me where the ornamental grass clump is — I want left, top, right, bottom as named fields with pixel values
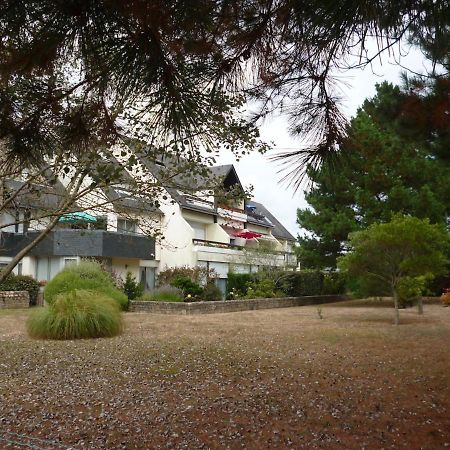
left=44, top=260, right=129, bottom=310
left=27, top=290, right=123, bottom=340
left=139, top=286, right=184, bottom=302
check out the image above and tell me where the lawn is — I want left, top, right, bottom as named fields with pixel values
left=0, top=301, right=448, bottom=449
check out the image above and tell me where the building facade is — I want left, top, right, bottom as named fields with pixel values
left=0, top=160, right=297, bottom=295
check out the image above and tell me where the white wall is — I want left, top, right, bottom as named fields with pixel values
left=157, top=201, right=197, bottom=270
left=0, top=212, right=22, bottom=232
left=111, top=257, right=140, bottom=280
left=206, top=223, right=230, bottom=243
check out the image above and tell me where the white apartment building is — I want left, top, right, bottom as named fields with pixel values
left=0, top=157, right=297, bottom=295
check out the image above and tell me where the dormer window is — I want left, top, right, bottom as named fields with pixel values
left=117, top=218, right=137, bottom=234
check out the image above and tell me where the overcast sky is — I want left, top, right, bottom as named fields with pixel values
left=216, top=43, right=429, bottom=238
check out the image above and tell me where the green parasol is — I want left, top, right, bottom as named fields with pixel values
left=58, top=212, right=97, bottom=223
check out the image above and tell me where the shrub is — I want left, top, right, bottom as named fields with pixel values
left=441, top=288, right=450, bottom=306
left=139, top=285, right=184, bottom=302
left=123, top=271, right=143, bottom=300
left=170, top=276, right=203, bottom=298
left=44, top=261, right=129, bottom=310
left=15, top=275, right=41, bottom=305
left=276, top=270, right=324, bottom=297
left=200, top=281, right=223, bottom=301
left=226, top=272, right=254, bottom=297
left=426, top=272, right=450, bottom=296
left=157, top=266, right=216, bottom=287
left=27, top=290, right=123, bottom=340
left=0, top=271, right=40, bottom=305
left=321, top=272, right=347, bottom=295
left=245, top=279, right=277, bottom=299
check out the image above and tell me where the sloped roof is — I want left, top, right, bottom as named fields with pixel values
left=4, top=179, right=64, bottom=210
left=140, top=156, right=230, bottom=215
left=209, top=164, right=234, bottom=178
left=247, top=201, right=296, bottom=242
left=137, top=153, right=294, bottom=240
left=100, top=156, right=162, bottom=214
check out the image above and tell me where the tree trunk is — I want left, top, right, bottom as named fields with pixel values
left=0, top=171, right=85, bottom=283
left=0, top=213, right=62, bottom=283
left=393, top=291, right=400, bottom=325
left=417, top=297, right=423, bottom=315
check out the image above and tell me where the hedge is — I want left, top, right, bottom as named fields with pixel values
left=276, top=270, right=324, bottom=296
left=227, top=270, right=346, bottom=298
left=0, top=272, right=40, bottom=305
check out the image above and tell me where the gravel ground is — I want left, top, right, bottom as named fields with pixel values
left=0, top=302, right=449, bottom=449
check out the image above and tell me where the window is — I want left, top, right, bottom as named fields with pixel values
left=186, top=221, right=206, bottom=240
left=92, top=216, right=108, bottom=230
left=64, top=258, right=78, bottom=267
left=117, top=218, right=137, bottom=234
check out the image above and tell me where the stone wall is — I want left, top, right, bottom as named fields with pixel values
left=0, top=291, right=29, bottom=309
left=130, top=295, right=348, bottom=315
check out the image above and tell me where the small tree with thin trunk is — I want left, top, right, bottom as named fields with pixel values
left=338, top=216, right=449, bottom=325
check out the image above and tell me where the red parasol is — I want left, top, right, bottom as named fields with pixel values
left=234, top=230, right=262, bottom=239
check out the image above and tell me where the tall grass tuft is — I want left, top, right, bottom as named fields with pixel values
left=27, top=290, right=123, bottom=340
left=44, top=261, right=129, bottom=310
left=138, top=285, right=184, bottom=302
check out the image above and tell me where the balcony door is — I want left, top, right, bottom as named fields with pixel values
left=140, top=267, right=155, bottom=291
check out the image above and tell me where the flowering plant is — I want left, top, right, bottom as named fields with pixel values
left=440, top=288, right=450, bottom=306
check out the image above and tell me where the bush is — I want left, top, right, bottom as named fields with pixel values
left=245, top=279, right=277, bottom=299
left=44, top=261, right=129, bottom=310
left=139, top=286, right=184, bottom=302
left=276, top=270, right=324, bottom=297
left=200, top=281, right=223, bottom=301
left=321, top=272, right=347, bottom=295
left=27, top=290, right=123, bottom=340
left=226, top=272, right=254, bottom=297
left=123, top=271, right=143, bottom=300
left=157, top=266, right=216, bottom=287
left=441, top=288, right=450, bottom=306
left=426, top=272, right=450, bottom=296
left=0, top=271, right=40, bottom=305
left=170, top=276, right=203, bottom=298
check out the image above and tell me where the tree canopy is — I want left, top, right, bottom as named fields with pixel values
left=297, top=81, right=450, bottom=269
left=0, top=0, right=448, bottom=177
left=338, top=215, right=449, bottom=324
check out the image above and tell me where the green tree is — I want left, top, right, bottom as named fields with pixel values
left=123, top=272, right=144, bottom=301
left=297, top=82, right=450, bottom=269
left=338, top=216, right=449, bottom=325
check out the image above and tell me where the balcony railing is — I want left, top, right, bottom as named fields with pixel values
left=193, top=238, right=296, bottom=262
left=1, top=230, right=155, bottom=260
left=192, top=238, right=244, bottom=250
left=184, top=195, right=215, bottom=209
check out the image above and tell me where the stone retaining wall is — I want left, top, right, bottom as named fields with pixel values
left=0, top=291, right=30, bottom=309
left=130, top=295, right=348, bottom=315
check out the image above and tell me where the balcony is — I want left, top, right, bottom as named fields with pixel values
left=217, top=206, right=247, bottom=222
left=192, top=238, right=244, bottom=250
left=1, top=230, right=155, bottom=260
left=192, top=238, right=296, bottom=267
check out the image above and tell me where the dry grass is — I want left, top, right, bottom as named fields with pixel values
left=0, top=301, right=449, bottom=449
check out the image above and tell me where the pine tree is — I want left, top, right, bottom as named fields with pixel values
left=297, top=81, right=450, bottom=269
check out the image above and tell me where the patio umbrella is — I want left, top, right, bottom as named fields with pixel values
left=234, top=230, right=262, bottom=239
left=58, top=212, right=97, bottom=223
